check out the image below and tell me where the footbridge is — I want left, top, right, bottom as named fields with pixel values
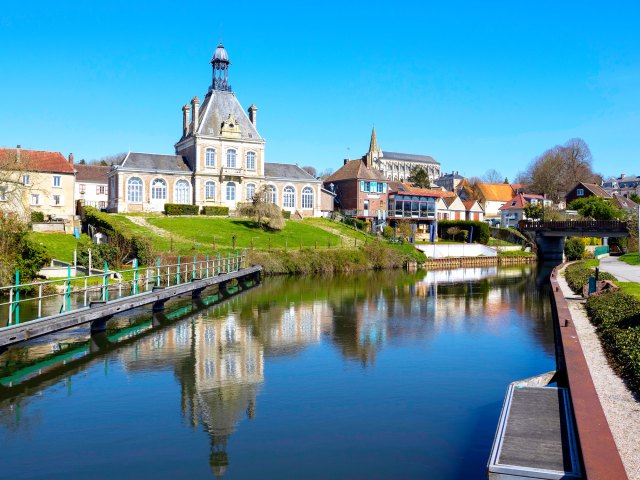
left=0, top=253, right=262, bottom=353
left=518, top=220, right=629, bottom=261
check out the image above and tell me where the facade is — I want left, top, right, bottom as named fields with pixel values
left=108, top=44, right=322, bottom=216
left=463, top=200, right=484, bottom=221
left=499, top=193, right=552, bottom=227
left=565, top=182, right=612, bottom=206
left=602, top=174, right=640, bottom=198
left=363, top=128, right=441, bottom=182
left=472, top=182, right=520, bottom=218
left=0, top=146, right=76, bottom=220
left=434, top=171, right=464, bottom=192
left=437, top=194, right=466, bottom=220
left=388, top=186, right=441, bottom=240
left=75, top=164, right=109, bottom=210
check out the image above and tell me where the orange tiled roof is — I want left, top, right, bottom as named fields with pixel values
left=0, top=148, right=75, bottom=174
left=475, top=182, right=516, bottom=202
left=392, top=185, right=445, bottom=198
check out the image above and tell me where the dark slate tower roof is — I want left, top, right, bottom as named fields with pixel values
left=197, top=91, right=262, bottom=140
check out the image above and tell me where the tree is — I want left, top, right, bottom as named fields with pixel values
left=629, top=193, right=640, bottom=204
left=302, top=166, right=317, bottom=178
left=407, top=167, right=431, bottom=188
left=0, top=213, right=50, bottom=285
left=0, top=149, right=37, bottom=219
left=90, top=152, right=126, bottom=166
left=237, top=185, right=285, bottom=230
left=482, top=169, right=503, bottom=183
left=568, top=196, right=624, bottom=220
left=318, top=168, right=334, bottom=180
left=504, top=177, right=509, bottom=184
left=523, top=203, right=544, bottom=220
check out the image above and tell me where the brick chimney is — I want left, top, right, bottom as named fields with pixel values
left=248, top=104, right=257, bottom=128
left=68, top=153, right=74, bottom=164
left=182, top=103, right=191, bottom=137
left=191, top=96, right=200, bottom=134
left=16, top=144, right=21, bottom=163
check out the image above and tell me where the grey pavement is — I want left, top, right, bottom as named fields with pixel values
left=599, top=255, right=640, bottom=283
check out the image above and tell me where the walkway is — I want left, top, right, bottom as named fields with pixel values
left=599, top=255, right=640, bottom=283
left=557, top=266, right=640, bottom=479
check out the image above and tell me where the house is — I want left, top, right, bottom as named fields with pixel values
left=565, top=182, right=612, bottom=206
left=108, top=43, right=322, bottom=216
left=473, top=182, right=519, bottom=218
left=0, top=146, right=76, bottom=220
left=463, top=200, right=484, bottom=221
left=387, top=186, right=442, bottom=240
left=602, top=174, right=640, bottom=197
left=436, top=194, right=466, bottom=220
left=75, top=164, right=110, bottom=211
left=499, top=193, right=552, bottom=227
left=434, top=171, right=464, bottom=192
left=611, top=193, right=639, bottom=213
left=324, top=158, right=388, bottom=228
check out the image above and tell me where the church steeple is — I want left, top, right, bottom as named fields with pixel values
left=365, top=127, right=382, bottom=167
left=211, top=43, right=232, bottom=92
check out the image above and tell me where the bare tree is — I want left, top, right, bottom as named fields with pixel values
left=0, top=149, right=35, bottom=219
left=318, top=168, right=334, bottom=180
left=89, top=152, right=127, bottom=166
left=302, top=166, right=317, bottom=178
left=482, top=169, right=503, bottom=183
left=237, top=185, right=285, bottom=230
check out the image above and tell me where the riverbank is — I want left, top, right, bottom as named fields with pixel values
left=556, top=264, right=639, bottom=479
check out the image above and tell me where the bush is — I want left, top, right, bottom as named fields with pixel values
left=564, top=237, right=585, bottom=260
left=282, top=210, right=292, bottom=220
left=201, top=206, right=229, bottom=216
left=164, top=204, right=199, bottom=215
left=586, top=290, right=640, bottom=328
left=30, top=211, right=45, bottom=223
left=437, top=220, right=490, bottom=244
left=343, top=217, right=368, bottom=231
left=382, top=225, right=394, bottom=240
left=564, top=261, right=616, bottom=294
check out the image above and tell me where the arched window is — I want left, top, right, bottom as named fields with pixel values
left=151, top=178, right=167, bottom=200
left=205, top=181, right=216, bottom=200
left=302, top=187, right=314, bottom=209
left=127, top=177, right=143, bottom=203
left=175, top=180, right=190, bottom=204
left=283, top=186, right=295, bottom=208
left=205, top=148, right=216, bottom=167
left=246, top=183, right=256, bottom=200
left=267, top=185, right=277, bottom=204
left=226, top=149, right=236, bottom=168
left=226, top=182, right=236, bottom=201
left=246, top=151, right=256, bottom=170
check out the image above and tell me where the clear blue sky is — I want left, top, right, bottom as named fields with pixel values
left=1, top=1, right=638, bottom=180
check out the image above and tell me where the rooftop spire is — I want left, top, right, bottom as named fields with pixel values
left=365, top=127, right=382, bottom=168
left=368, top=127, right=380, bottom=154
left=211, top=43, right=232, bottom=92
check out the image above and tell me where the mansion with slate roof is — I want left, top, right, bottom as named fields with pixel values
left=108, top=44, right=322, bottom=216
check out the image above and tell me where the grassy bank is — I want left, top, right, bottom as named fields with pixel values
left=28, top=232, right=80, bottom=263
left=619, top=253, right=640, bottom=266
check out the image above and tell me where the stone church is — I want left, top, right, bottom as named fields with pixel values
left=108, top=44, right=322, bottom=216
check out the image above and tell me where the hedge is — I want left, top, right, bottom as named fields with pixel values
left=30, top=211, right=44, bottom=222
left=437, top=220, right=490, bottom=244
left=282, top=210, right=291, bottom=220
left=564, top=261, right=616, bottom=294
left=201, top=206, right=229, bottom=216
left=343, top=217, right=368, bottom=231
left=164, top=204, right=199, bottom=215
left=585, top=291, right=640, bottom=394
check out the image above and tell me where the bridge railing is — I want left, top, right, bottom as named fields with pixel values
left=0, top=251, right=247, bottom=327
left=518, top=219, right=628, bottom=231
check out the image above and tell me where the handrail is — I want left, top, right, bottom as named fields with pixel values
left=1, top=251, right=247, bottom=327
left=519, top=219, right=628, bottom=230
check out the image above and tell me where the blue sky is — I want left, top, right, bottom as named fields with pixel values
left=1, top=1, right=638, bottom=180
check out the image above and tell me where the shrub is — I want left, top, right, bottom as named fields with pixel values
left=586, top=291, right=640, bottom=328
left=164, top=204, right=199, bottom=215
left=437, top=220, right=490, bottom=244
left=282, top=210, right=292, bottom=220
left=30, top=211, right=45, bottom=223
left=564, top=261, right=616, bottom=294
left=564, top=237, right=585, bottom=260
left=382, top=225, right=394, bottom=240
left=201, top=206, right=229, bottom=216
left=343, top=217, right=368, bottom=231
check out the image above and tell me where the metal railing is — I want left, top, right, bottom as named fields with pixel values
left=518, top=219, right=628, bottom=230
left=1, top=251, right=246, bottom=327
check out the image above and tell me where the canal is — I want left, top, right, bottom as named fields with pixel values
left=0, top=266, right=556, bottom=479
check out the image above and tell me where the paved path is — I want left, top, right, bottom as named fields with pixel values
left=599, top=255, right=640, bottom=283
left=558, top=265, right=640, bottom=479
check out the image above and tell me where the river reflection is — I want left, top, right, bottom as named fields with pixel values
left=0, top=266, right=555, bottom=479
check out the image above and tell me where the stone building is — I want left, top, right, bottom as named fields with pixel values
left=108, top=43, right=322, bottom=216
left=363, top=128, right=440, bottom=182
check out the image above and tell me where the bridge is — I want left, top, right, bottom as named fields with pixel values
left=0, top=253, right=262, bottom=353
left=518, top=220, right=629, bottom=260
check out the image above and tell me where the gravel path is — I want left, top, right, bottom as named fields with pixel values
left=558, top=267, right=640, bottom=479
left=124, top=215, right=184, bottom=240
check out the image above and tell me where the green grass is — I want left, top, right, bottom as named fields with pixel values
left=28, top=232, right=82, bottom=262
left=618, top=282, right=640, bottom=299
left=488, top=237, right=519, bottom=247
left=147, top=216, right=341, bottom=250
left=302, top=217, right=372, bottom=242
left=619, top=253, right=640, bottom=266
left=497, top=250, right=536, bottom=257
left=582, top=258, right=600, bottom=268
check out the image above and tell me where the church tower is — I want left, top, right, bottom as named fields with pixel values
left=365, top=127, right=383, bottom=168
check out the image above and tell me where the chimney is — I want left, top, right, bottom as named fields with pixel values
left=182, top=103, right=191, bottom=137
left=621, top=173, right=625, bottom=179
left=248, top=104, right=257, bottom=128
left=191, top=96, right=200, bottom=134
left=16, top=144, right=21, bottom=163
left=68, top=153, right=74, bottom=164
left=344, top=158, right=349, bottom=165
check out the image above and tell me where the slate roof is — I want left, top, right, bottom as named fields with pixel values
left=0, top=148, right=75, bottom=174
left=197, top=90, right=262, bottom=140
left=119, top=152, right=192, bottom=172
left=612, top=194, right=639, bottom=210
left=74, top=164, right=110, bottom=183
left=476, top=182, right=516, bottom=202
left=381, top=151, right=439, bottom=165
left=264, top=163, right=318, bottom=181
left=324, top=159, right=387, bottom=183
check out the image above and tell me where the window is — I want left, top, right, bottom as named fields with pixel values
left=364, top=200, right=369, bottom=212
left=53, top=175, right=61, bottom=188
left=0, top=186, right=7, bottom=201
left=246, top=151, right=256, bottom=170
left=577, top=188, right=584, bottom=196
left=205, top=181, right=216, bottom=200
left=267, top=185, right=277, bottom=204
left=97, top=185, right=107, bottom=195
left=22, top=175, right=30, bottom=186
left=377, top=182, right=385, bottom=193
left=151, top=179, right=167, bottom=200
left=79, top=184, right=86, bottom=194
left=302, top=187, right=313, bottom=209
left=226, top=149, right=237, bottom=168
left=175, top=180, right=190, bottom=204
left=246, top=183, right=256, bottom=200
left=361, top=181, right=371, bottom=192
left=205, top=148, right=216, bottom=167
left=283, top=186, right=295, bottom=208
left=30, top=193, right=40, bottom=205
left=127, top=177, right=143, bottom=203
left=52, top=194, right=62, bottom=206
left=226, top=182, right=236, bottom=201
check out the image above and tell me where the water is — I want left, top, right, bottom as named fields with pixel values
left=0, top=266, right=556, bottom=479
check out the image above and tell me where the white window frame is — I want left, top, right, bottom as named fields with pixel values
left=53, top=175, right=61, bottom=188
left=52, top=194, right=63, bottom=206
left=0, top=186, right=7, bottom=201
left=79, top=184, right=86, bottom=194
left=205, top=148, right=216, bottom=167
left=174, top=180, right=191, bottom=204
left=226, top=149, right=237, bottom=168
left=246, top=151, right=256, bottom=170
left=127, top=177, right=143, bottom=203
left=22, top=175, right=30, bottom=186
left=30, top=193, right=40, bottom=205
left=226, top=182, right=236, bottom=201
left=267, top=185, right=277, bottom=204
left=205, top=181, right=216, bottom=200
left=576, top=188, right=584, bottom=196
left=302, top=187, right=314, bottom=209
left=283, top=186, right=296, bottom=208
left=246, top=183, right=256, bottom=200
left=151, top=178, right=167, bottom=200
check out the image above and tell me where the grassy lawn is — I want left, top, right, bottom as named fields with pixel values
left=148, top=216, right=341, bottom=250
left=617, top=282, right=640, bottom=299
left=582, top=258, right=600, bottom=268
left=28, top=232, right=82, bottom=263
left=619, top=253, right=640, bottom=266
left=488, top=237, right=519, bottom=247
left=111, top=215, right=202, bottom=254
left=302, top=217, right=372, bottom=242
left=498, top=250, right=536, bottom=257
